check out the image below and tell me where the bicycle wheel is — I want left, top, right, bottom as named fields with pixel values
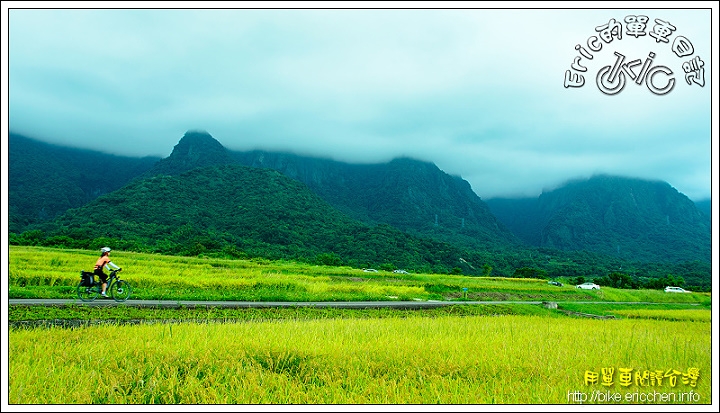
left=110, top=280, right=132, bottom=302
left=77, top=282, right=100, bottom=302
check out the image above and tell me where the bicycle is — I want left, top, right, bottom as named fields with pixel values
left=77, top=268, right=133, bottom=302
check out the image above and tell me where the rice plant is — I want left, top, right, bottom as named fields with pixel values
left=9, top=315, right=711, bottom=404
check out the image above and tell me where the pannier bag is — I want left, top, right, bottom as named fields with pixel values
left=80, top=271, right=95, bottom=287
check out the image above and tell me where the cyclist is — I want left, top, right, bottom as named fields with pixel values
left=94, top=247, right=121, bottom=298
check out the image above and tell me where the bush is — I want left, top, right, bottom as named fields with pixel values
left=10, top=230, right=45, bottom=246
left=379, top=263, right=396, bottom=272
left=315, top=253, right=343, bottom=267
left=513, top=267, right=547, bottom=279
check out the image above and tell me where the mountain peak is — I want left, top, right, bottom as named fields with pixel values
left=144, top=130, right=236, bottom=177
left=173, top=130, right=227, bottom=156
left=488, top=174, right=710, bottom=263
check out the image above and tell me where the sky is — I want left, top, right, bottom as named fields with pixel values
left=1, top=5, right=719, bottom=412
left=3, top=3, right=718, bottom=201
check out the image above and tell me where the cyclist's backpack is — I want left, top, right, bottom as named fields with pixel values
left=80, top=271, right=95, bottom=287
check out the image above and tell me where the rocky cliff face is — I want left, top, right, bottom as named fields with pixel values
left=232, top=151, right=519, bottom=247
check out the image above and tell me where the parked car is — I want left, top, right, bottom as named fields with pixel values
left=363, top=268, right=378, bottom=273
left=548, top=281, right=563, bottom=287
left=664, top=286, right=690, bottom=293
left=576, top=282, right=601, bottom=290
left=393, top=270, right=409, bottom=274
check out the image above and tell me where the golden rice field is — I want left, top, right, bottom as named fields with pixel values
left=610, top=309, right=712, bottom=322
left=8, top=245, right=713, bottom=405
left=9, top=314, right=711, bottom=405
left=8, top=246, right=711, bottom=304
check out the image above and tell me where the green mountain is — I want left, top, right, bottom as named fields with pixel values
left=109, top=130, right=520, bottom=252
left=8, top=130, right=712, bottom=285
left=8, top=133, right=160, bottom=233
left=141, top=130, right=236, bottom=177
left=232, top=150, right=519, bottom=250
left=694, top=198, right=711, bottom=220
left=486, top=175, right=711, bottom=263
left=30, top=164, right=470, bottom=273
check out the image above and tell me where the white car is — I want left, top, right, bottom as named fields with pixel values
left=576, top=282, right=601, bottom=290
left=664, top=286, right=690, bottom=293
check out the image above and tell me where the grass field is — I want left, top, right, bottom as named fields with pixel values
left=9, top=313, right=711, bottom=404
left=8, top=246, right=712, bottom=304
left=8, top=246, right=713, bottom=405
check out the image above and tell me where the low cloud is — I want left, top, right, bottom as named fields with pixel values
left=6, top=7, right=713, bottom=201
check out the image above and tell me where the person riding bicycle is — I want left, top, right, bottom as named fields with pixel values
left=94, top=247, right=121, bottom=298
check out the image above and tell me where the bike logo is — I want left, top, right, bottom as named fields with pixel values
left=564, top=15, right=705, bottom=96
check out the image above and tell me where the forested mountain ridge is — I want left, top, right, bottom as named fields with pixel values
left=8, top=130, right=711, bottom=273
left=8, top=133, right=160, bottom=233
left=137, top=130, right=519, bottom=250
left=694, top=198, right=711, bottom=220
left=26, top=164, right=473, bottom=273
left=486, top=175, right=711, bottom=263
left=232, top=150, right=519, bottom=249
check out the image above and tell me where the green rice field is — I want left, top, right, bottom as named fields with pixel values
left=9, top=314, right=711, bottom=404
left=8, top=246, right=713, bottom=405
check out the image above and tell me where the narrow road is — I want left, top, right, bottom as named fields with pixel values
left=8, top=299, right=686, bottom=309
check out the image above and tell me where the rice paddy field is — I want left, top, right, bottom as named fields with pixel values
left=7, top=246, right=712, bottom=304
left=7, top=246, right=714, bottom=406
left=8, top=313, right=712, bottom=405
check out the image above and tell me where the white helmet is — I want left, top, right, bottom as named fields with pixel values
left=101, top=247, right=112, bottom=253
